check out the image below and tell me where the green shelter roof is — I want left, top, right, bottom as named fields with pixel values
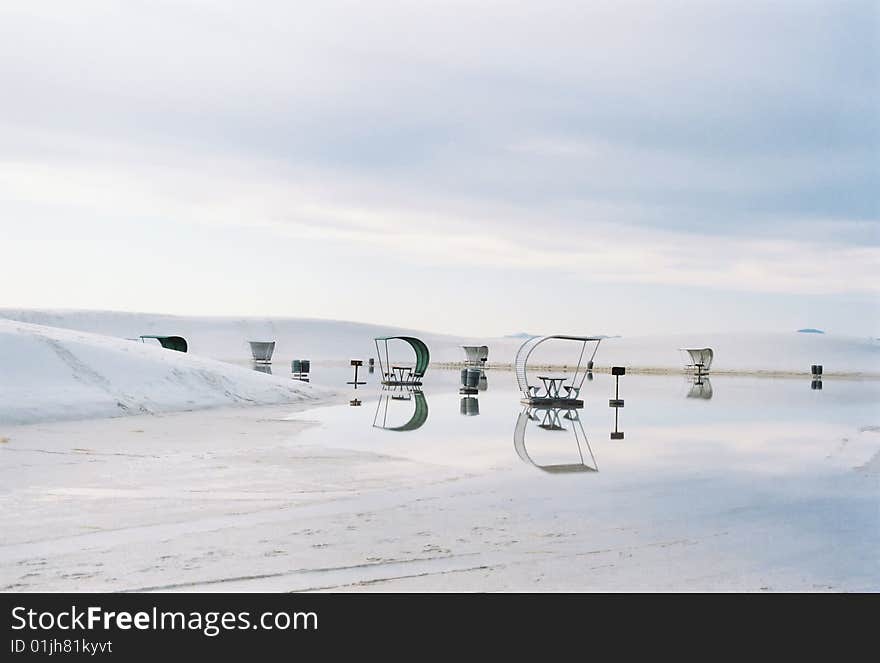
left=374, top=336, right=430, bottom=376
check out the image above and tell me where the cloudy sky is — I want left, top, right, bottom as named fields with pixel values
left=1, top=0, right=877, bottom=336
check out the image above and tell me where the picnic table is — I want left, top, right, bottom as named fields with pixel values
left=391, top=365, right=413, bottom=383
left=538, top=375, right=568, bottom=399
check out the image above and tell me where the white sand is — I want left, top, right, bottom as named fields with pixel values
left=0, top=318, right=329, bottom=425
left=0, top=310, right=877, bottom=592
left=2, top=309, right=878, bottom=375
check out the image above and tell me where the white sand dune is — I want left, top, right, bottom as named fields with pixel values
left=2, top=309, right=878, bottom=375
left=0, top=319, right=327, bottom=426
left=0, top=309, right=474, bottom=364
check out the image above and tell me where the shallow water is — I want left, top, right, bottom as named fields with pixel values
left=294, top=367, right=878, bottom=473
left=285, top=367, right=880, bottom=589
left=3, top=362, right=877, bottom=590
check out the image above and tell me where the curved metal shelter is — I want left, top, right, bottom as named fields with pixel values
left=513, top=407, right=597, bottom=473
left=249, top=341, right=276, bottom=363
left=514, top=335, right=602, bottom=404
left=372, top=389, right=429, bottom=432
left=680, top=348, right=714, bottom=373
left=461, top=345, right=489, bottom=367
left=139, top=335, right=188, bottom=353
left=374, top=336, right=430, bottom=386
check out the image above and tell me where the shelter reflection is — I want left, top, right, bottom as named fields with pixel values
left=372, top=387, right=429, bottom=432
left=687, top=375, right=713, bottom=400
left=513, top=406, right=597, bottom=474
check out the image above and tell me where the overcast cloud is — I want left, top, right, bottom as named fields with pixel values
left=0, top=0, right=877, bottom=336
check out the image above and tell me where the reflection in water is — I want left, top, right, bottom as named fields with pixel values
left=460, top=396, right=480, bottom=416
left=687, top=375, right=713, bottom=399
left=459, top=367, right=481, bottom=394
left=611, top=406, right=624, bottom=440
left=252, top=363, right=272, bottom=375
left=286, top=371, right=879, bottom=590
left=372, top=387, right=429, bottom=431
left=459, top=371, right=487, bottom=413
left=514, top=406, right=597, bottom=473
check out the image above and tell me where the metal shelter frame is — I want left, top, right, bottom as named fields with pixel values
left=680, top=348, right=714, bottom=374
left=461, top=345, right=489, bottom=368
left=249, top=341, right=276, bottom=364
left=374, top=336, right=430, bottom=386
left=514, top=335, right=602, bottom=404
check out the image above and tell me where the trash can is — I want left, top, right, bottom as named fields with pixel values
left=465, top=368, right=481, bottom=388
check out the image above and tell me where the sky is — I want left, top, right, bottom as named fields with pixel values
left=0, top=0, right=877, bottom=337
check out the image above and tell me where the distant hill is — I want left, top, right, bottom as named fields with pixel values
left=797, top=328, right=825, bottom=334
left=2, top=310, right=878, bottom=375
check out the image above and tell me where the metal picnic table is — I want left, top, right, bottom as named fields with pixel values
left=392, top=365, right=413, bottom=383
left=537, top=375, right=568, bottom=399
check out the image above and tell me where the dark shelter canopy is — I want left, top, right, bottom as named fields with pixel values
left=374, top=336, right=430, bottom=378
left=139, top=335, right=188, bottom=353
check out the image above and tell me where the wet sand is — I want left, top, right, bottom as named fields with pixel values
left=1, top=370, right=878, bottom=592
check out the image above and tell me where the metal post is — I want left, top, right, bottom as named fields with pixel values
left=609, top=366, right=625, bottom=408
left=347, top=360, right=366, bottom=387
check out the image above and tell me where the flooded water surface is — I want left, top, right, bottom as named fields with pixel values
left=285, top=367, right=880, bottom=589
left=5, top=362, right=876, bottom=592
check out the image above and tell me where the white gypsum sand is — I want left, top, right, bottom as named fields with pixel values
left=0, top=313, right=877, bottom=592
left=0, top=318, right=331, bottom=425
left=2, top=309, right=879, bottom=375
